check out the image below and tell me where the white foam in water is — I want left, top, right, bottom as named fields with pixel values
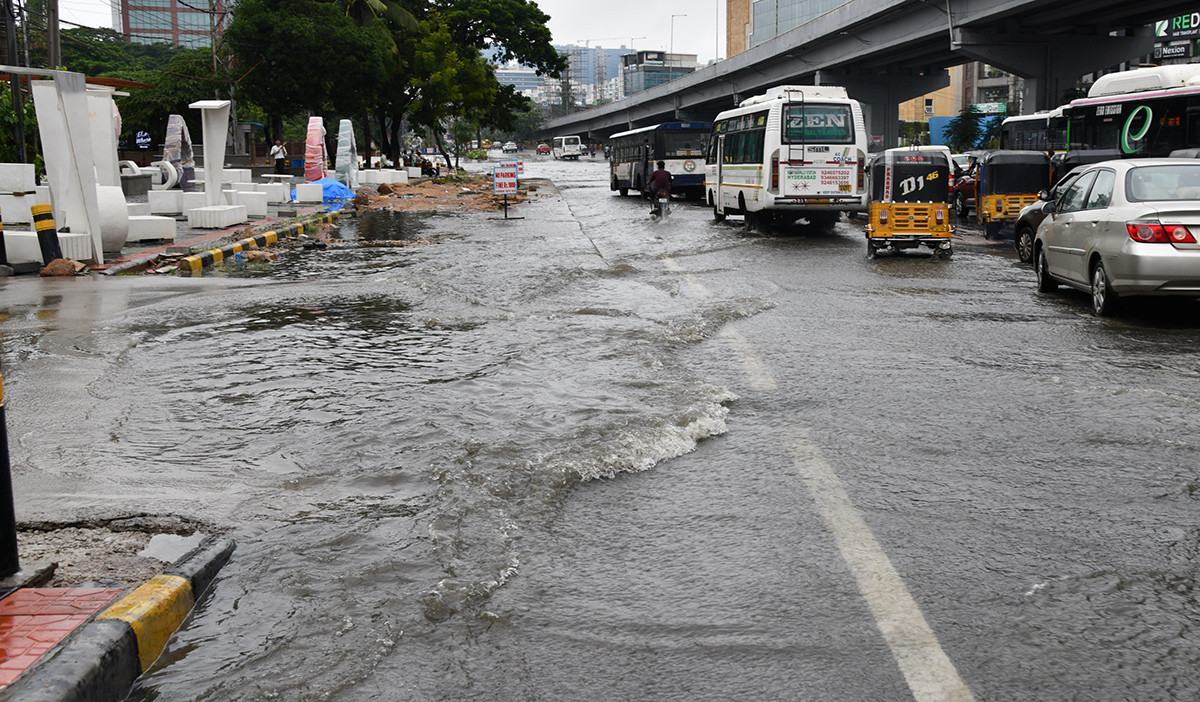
left=568, top=386, right=739, bottom=482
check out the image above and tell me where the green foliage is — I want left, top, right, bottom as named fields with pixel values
left=225, top=0, right=393, bottom=120
left=465, top=149, right=487, bottom=160
left=434, top=0, right=566, bottom=77
left=59, top=27, right=186, bottom=76
left=942, top=105, right=983, bottom=153
left=0, top=83, right=41, bottom=173
left=115, top=49, right=219, bottom=147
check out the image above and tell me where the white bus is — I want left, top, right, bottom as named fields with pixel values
left=608, top=122, right=710, bottom=199
left=552, top=135, right=584, bottom=160
left=706, top=85, right=867, bottom=227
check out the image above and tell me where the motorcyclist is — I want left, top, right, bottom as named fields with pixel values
left=649, top=160, right=672, bottom=214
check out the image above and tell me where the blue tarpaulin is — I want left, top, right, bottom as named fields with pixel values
left=291, top=177, right=355, bottom=202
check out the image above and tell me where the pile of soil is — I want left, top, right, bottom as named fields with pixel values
left=354, top=175, right=551, bottom=213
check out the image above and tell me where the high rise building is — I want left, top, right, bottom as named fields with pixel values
left=748, top=0, right=845, bottom=48
left=622, top=51, right=699, bottom=95
left=115, top=0, right=229, bottom=48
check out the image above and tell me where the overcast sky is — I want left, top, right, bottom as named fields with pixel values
left=59, top=0, right=726, bottom=64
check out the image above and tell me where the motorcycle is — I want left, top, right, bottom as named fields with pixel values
left=650, top=189, right=671, bottom=219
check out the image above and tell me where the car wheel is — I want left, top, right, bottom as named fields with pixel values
left=952, top=193, right=966, bottom=218
left=1035, top=248, right=1058, bottom=293
left=1015, top=226, right=1035, bottom=263
left=1091, top=260, right=1120, bottom=317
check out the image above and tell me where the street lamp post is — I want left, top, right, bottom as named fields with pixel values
left=671, top=14, right=687, bottom=79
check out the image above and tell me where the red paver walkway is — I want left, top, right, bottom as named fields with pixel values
left=0, top=588, right=125, bottom=688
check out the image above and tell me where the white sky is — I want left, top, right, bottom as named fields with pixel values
left=56, top=0, right=727, bottom=64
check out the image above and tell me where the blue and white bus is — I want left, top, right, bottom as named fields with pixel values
left=609, top=122, right=710, bottom=199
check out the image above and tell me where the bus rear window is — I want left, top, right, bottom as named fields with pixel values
left=783, top=104, right=854, bottom=144
left=661, top=132, right=705, bottom=158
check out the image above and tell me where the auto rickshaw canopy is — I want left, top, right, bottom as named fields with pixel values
left=978, top=150, right=1051, bottom=195
left=870, top=148, right=951, bottom=203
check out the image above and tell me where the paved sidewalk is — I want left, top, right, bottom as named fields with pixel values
left=0, top=588, right=123, bottom=690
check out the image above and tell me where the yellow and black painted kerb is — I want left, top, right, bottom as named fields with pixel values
left=30, top=204, right=63, bottom=265
left=178, top=208, right=345, bottom=274
left=0, top=537, right=236, bottom=702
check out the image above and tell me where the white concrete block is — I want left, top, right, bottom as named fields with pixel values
left=259, top=183, right=288, bottom=204
left=2, top=230, right=93, bottom=264
left=182, top=192, right=207, bottom=212
left=232, top=181, right=257, bottom=192
left=223, top=168, right=250, bottom=183
left=295, top=183, right=324, bottom=203
left=0, top=193, right=37, bottom=223
left=148, top=190, right=183, bottom=215
left=127, top=215, right=176, bottom=242
left=387, top=170, right=408, bottom=185
left=408, top=167, right=422, bottom=179
left=34, top=185, right=50, bottom=206
left=186, top=205, right=247, bottom=229
left=126, top=202, right=151, bottom=216
left=222, top=189, right=237, bottom=205
left=0, top=163, right=35, bottom=192
left=234, top=191, right=268, bottom=218
left=359, top=170, right=379, bottom=185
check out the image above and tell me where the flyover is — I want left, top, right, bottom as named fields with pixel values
left=544, top=0, right=1185, bottom=148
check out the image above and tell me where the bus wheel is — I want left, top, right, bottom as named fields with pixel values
left=619, top=187, right=628, bottom=197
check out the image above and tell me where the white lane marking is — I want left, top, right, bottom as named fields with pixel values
left=719, top=328, right=777, bottom=391
left=787, top=428, right=977, bottom=702
left=662, top=257, right=776, bottom=392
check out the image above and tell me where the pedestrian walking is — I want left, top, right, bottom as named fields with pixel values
left=270, top=140, right=287, bottom=174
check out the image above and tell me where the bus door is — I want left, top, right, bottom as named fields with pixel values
left=716, top=135, right=727, bottom=213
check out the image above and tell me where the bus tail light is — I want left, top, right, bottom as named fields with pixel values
left=935, top=209, right=945, bottom=225
left=857, top=154, right=865, bottom=189
left=995, top=199, right=1003, bottom=213
left=878, top=208, right=888, bottom=225
left=771, top=154, right=779, bottom=191
left=1127, top=221, right=1198, bottom=243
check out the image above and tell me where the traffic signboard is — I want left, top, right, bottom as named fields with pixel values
left=493, top=166, right=518, bottom=195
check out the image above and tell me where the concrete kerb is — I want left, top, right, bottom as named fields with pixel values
left=0, top=536, right=236, bottom=702
left=176, top=205, right=348, bottom=274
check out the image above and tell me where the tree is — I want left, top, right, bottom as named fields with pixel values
left=223, top=0, right=392, bottom=140
left=115, top=48, right=220, bottom=149
left=942, top=105, right=983, bottom=153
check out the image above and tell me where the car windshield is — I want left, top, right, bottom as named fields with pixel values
left=1126, top=165, right=1200, bottom=201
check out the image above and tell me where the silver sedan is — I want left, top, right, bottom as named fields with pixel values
left=1034, top=159, right=1200, bottom=316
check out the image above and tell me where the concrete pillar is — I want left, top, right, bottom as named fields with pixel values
left=951, top=30, right=1156, bottom=112
left=817, top=71, right=950, bottom=151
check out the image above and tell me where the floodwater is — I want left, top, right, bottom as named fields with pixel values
left=3, top=154, right=1200, bottom=700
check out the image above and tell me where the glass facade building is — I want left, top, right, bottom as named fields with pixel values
left=749, top=0, right=847, bottom=48
left=118, top=0, right=228, bottom=47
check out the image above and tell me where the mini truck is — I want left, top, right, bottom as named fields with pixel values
left=865, top=147, right=954, bottom=258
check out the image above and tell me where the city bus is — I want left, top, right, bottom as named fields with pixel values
left=706, top=85, right=868, bottom=227
left=999, top=108, right=1068, bottom=152
left=1064, top=64, right=1200, bottom=158
left=552, top=135, right=585, bottom=160
left=608, top=122, right=710, bottom=199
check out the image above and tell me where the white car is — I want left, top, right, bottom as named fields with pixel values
left=1034, top=158, right=1200, bottom=316
left=502, top=142, right=518, bottom=153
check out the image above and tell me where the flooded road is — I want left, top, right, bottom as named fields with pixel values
left=3, top=154, right=1200, bottom=700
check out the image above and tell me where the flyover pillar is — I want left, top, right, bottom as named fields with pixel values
left=817, top=71, right=950, bottom=151
left=951, top=30, right=1156, bottom=112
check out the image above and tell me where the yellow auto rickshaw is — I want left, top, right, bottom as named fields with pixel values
left=865, top=148, right=954, bottom=258
left=975, top=150, right=1051, bottom=238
